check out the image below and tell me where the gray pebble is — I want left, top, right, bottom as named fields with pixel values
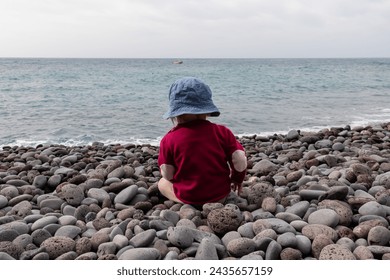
left=353, top=245, right=374, bottom=260
left=221, top=231, right=241, bottom=247
left=253, top=218, right=296, bottom=234
left=195, top=238, right=219, bottom=260
left=0, top=195, right=8, bottom=208
left=302, top=224, right=338, bottom=241
left=254, top=228, right=277, bottom=241
left=57, top=184, right=85, bottom=206
left=114, top=185, right=138, bottom=204
left=87, top=188, right=110, bottom=203
left=31, top=228, right=52, bottom=246
left=240, top=252, right=264, bottom=260
left=32, top=252, right=50, bottom=260
left=97, top=241, right=117, bottom=257
left=167, top=227, right=194, bottom=248
left=276, top=232, right=297, bottom=248
left=275, top=212, right=302, bottom=223
left=0, top=252, right=16, bottom=260
left=39, top=198, right=64, bottom=210
left=160, top=209, right=180, bottom=225
left=176, top=219, right=197, bottom=229
left=296, top=235, right=312, bottom=256
left=20, top=247, right=46, bottom=260
left=237, top=222, right=255, bottom=238
left=58, top=215, right=77, bottom=226
left=227, top=237, right=256, bottom=257
left=290, top=220, right=308, bottom=231
left=149, top=219, right=174, bottom=231
left=312, top=234, right=334, bottom=259
left=319, top=244, right=356, bottom=260
left=285, top=201, right=310, bottom=217
left=54, top=225, right=82, bottom=239
left=33, top=175, right=47, bottom=189
left=265, top=240, right=282, bottom=260
left=56, top=251, right=78, bottom=260
left=112, top=234, right=128, bottom=249
left=280, top=247, right=303, bottom=260
left=164, top=250, right=179, bottom=260
left=129, top=229, right=156, bottom=247
left=359, top=201, right=386, bottom=217
left=367, top=226, right=390, bottom=246
left=118, top=248, right=160, bottom=260
left=300, top=190, right=326, bottom=200
left=0, top=221, right=29, bottom=235
left=367, top=245, right=390, bottom=255
left=40, top=236, right=76, bottom=259
left=336, top=237, right=356, bottom=251
left=308, top=208, right=340, bottom=227
left=47, top=175, right=62, bottom=188
left=12, top=234, right=33, bottom=249
left=0, top=229, right=19, bottom=242
left=31, top=216, right=59, bottom=231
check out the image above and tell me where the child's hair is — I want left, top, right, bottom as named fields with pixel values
left=170, top=113, right=209, bottom=126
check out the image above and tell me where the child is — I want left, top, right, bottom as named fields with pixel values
left=158, top=77, right=247, bottom=205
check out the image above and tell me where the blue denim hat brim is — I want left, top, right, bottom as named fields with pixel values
left=163, top=103, right=220, bottom=119
left=163, top=77, right=220, bottom=119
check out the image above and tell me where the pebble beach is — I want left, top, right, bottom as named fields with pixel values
left=1, top=122, right=390, bottom=260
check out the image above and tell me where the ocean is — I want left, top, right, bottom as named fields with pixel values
left=1, top=58, right=389, bottom=148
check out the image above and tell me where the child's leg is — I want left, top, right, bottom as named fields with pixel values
left=158, top=178, right=183, bottom=203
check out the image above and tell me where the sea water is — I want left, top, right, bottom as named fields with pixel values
left=1, top=58, right=389, bottom=147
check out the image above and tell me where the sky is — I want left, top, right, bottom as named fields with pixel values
left=1, top=0, right=389, bottom=58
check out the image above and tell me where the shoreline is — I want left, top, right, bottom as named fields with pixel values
left=1, top=121, right=390, bottom=260
left=2, top=119, right=390, bottom=150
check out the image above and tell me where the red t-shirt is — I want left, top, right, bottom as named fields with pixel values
left=158, top=119, right=246, bottom=205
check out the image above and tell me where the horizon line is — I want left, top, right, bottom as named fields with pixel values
left=1, top=56, right=390, bottom=60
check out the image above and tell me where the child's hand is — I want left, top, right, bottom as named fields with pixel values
left=231, top=182, right=242, bottom=196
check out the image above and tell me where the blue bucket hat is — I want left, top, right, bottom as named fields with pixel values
left=163, top=77, right=220, bottom=119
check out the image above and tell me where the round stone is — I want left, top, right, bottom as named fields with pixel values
left=261, top=197, right=277, bottom=213
left=118, top=248, right=160, bottom=260
left=0, top=241, right=24, bottom=259
left=40, top=236, right=76, bottom=260
left=312, top=234, right=334, bottom=259
left=319, top=244, right=356, bottom=260
left=358, top=201, right=386, bottom=217
left=129, top=229, right=156, bottom=248
left=54, top=225, right=82, bottom=239
left=301, top=224, right=338, bottom=241
left=207, top=207, right=243, bottom=235
left=56, top=184, right=85, bottom=206
left=318, top=199, right=353, bottom=226
left=114, top=185, right=138, bottom=204
left=367, top=226, right=390, bottom=246
left=276, top=232, right=297, bottom=248
left=167, top=227, right=194, bottom=248
left=227, top=237, right=256, bottom=257
left=308, top=209, right=340, bottom=228
left=280, top=247, right=302, bottom=260
left=285, top=201, right=310, bottom=218
left=353, top=246, right=374, bottom=260
left=31, top=216, right=59, bottom=231
left=195, top=238, right=219, bottom=260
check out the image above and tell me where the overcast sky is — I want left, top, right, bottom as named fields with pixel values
left=1, top=0, right=389, bottom=58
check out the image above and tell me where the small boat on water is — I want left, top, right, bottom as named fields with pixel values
left=173, top=60, right=183, bottom=64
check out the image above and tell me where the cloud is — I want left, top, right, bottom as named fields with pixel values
left=0, top=0, right=389, bottom=57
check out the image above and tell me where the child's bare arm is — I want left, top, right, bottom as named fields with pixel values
left=230, top=149, right=247, bottom=194
left=160, top=163, right=175, bottom=181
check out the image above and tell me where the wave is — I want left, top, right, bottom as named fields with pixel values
left=0, top=136, right=163, bottom=149
left=2, top=117, right=389, bottom=149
